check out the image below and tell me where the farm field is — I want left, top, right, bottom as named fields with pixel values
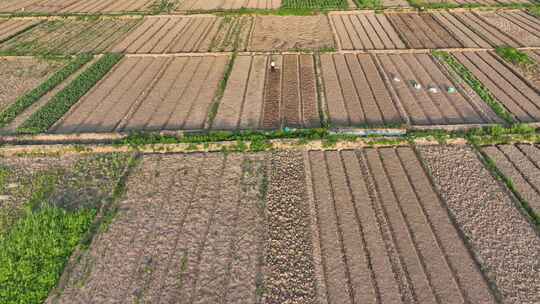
left=0, top=19, right=40, bottom=43
left=483, top=144, right=540, bottom=216
left=0, top=18, right=140, bottom=55
left=418, top=0, right=534, bottom=5
left=176, top=0, right=281, bottom=10
left=0, top=57, right=64, bottom=114
left=0, top=0, right=156, bottom=13
left=51, top=55, right=228, bottom=134
left=213, top=54, right=321, bottom=130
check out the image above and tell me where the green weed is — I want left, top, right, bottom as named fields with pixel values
left=281, top=0, right=348, bottom=9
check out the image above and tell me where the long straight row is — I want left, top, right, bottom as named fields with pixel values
left=0, top=10, right=539, bottom=55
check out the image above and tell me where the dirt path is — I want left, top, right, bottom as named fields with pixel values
left=419, top=145, right=540, bottom=304
left=483, top=144, right=540, bottom=216
left=306, top=148, right=497, bottom=303
left=53, top=153, right=268, bottom=304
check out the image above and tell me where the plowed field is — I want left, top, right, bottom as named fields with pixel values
left=0, top=0, right=155, bottom=13
left=483, top=144, right=540, bottom=215
left=306, top=148, right=497, bottom=303
left=111, top=16, right=252, bottom=53
left=176, top=0, right=281, bottom=10
left=453, top=51, right=540, bottom=123
left=249, top=15, right=335, bottom=51
left=420, top=0, right=533, bottom=4
left=51, top=55, right=228, bottom=133
left=0, top=19, right=39, bottom=43
left=212, top=54, right=320, bottom=130
left=329, top=12, right=405, bottom=50
left=0, top=18, right=140, bottom=55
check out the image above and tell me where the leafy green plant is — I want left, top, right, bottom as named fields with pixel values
left=0, top=206, right=96, bottom=304
left=281, top=0, right=348, bottom=9
left=18, top=53, right=123, bottom=134
left=0, top=55, right=92, bottom=128
left=433, top=50, right=515, bottom=125
left=355, top=0, right=381, bottom=9
left=495, top=46, right=535, bottom=67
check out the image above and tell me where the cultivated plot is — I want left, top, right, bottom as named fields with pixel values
left=419, top=145, right=540, bottom=304
left=52, top=152, right=307, bottom=303
left=306, top=148, right=497, bottom=303
left=213, top=54, right=321, bottom=130
left=418, top=0, right=534, bottom=5
left=524, top=49, right=540, bottom=89
left=51, top=55, right=228, bottom=134
left=453, top=51, right=540, bottom=123
left=176, top=0, right=281, bottom=10
left=329, top=12, right=406, bottom=50
left=249, top=15, right=335, bottom=51
left=320, top=53, right=404, bottom=127
left=483, top=144, right=540, bottom=216
left=0, top=18, right=140, bottom=55
left=0, top=19, right=39, bottom=43
left=0, top=0, right=156, bottom=13
left=111, top=16, right=252, bottom=53
left=0, top=57, right=64, bottom=113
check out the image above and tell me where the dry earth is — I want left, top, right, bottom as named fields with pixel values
left=0, top=57, right=63, bottom=113
left=0, top=0, right=156, bottom=13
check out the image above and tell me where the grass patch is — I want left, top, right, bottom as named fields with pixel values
left=466, top=124, right=539, bottom=146
left=18, top=53, right=123, bottom=134
left=529, top=6, right=540, bottom=17
left=355, top=0, right=381, bottom=9
left=0, top=54, right=91, bottom=128
left=0, top=206, right=96, bottom=304
left=433, top=50, right=515, bottom=125
left=281, top=0, right=348, bottom=9
left=495, top=46, right=535, bottom=67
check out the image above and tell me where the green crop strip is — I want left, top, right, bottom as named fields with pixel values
left=355, top=0, right=381, bottom=9
left=281, top=0, right=348, bottom=9
left=495, top=46, right=535, bottom=67
left=18, top=53, right=123, bottom=134
left=0, top=55, right=92, bottom=129
left=433, top=50, right=515, bottom=125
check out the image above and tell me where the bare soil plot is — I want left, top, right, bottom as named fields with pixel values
left=419, top=145, right=540, bottom=304
left=176, top=0, right=281, bottom=11
left=431, top=11, right=492, bottom=48
left=451, top=11, right=540, bottom=48
left=523, top=49, right=540, bottom=88
left=0, top=0, right=155, bottom=13
left=249, top=15, right=335, bottom=51
left=418, top=0, right=532, bottom=5
left=52, top=152, right=308, bottom=303
left=0, top=18, right=140, bottom=55
left=453, top=51, right=540, bottom=123
left=0, top=57, right=63, bottom=113
left=483, top=144, right=540, bottom=216
left=51, top=55, right=228, bottom=134
left=0, top=19, right=39, bottom=43
left=386, top=13, right=462, bottom=49
left=329, top=12, right=406, bottom=50
left=320, top=53, right=405, bottom=127
left=212, top=54, right=321, bottom=130
left=111, top=16, right=252, bottom=53
left=306, top=147, right=497, bottom=304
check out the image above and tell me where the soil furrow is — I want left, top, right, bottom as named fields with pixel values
left=282, top=54, right=301, bottom=128
left=334, top=53, right=365, bottom=126
left=239, top=55, right=267, bottom=129
left=261, top=55, right=282, bottom=129
left=299, top=54, right=320, bottom=128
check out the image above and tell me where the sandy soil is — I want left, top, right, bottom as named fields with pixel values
left=0, top=57, right=63, bottom=113
left=249, top=15, right=335, bottom=51
left=52, top=153, right=269, bottom=303
left=419, top=145, right=540, bottom=304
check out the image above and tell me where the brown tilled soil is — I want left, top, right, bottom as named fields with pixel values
left=265, top=151, right=317, bottom=304
left=451, top=12, right=522, bottom=47
left=52, top=55, right=228, bottom=133
left=476, top=11, right=540, bottom=47
left=453, top=51, right=540, bottom=123
left=0, top=19, right=39, bottom=42
left=52, top=153, right=270, bottom=303
left=213, top=54, right=320, bottom=130
left=431, top=11, right=491, bottom=48
left=419, top=145, right=540, bottom=304
left=305, top=148, right=497, bottom=304
left=483, top=144, right=540, bottom=216
left=0, top=0, right=155, bottom=13
left=249, top=15, right=335, bottom=51
left=0, top=57, right=63, bottom=113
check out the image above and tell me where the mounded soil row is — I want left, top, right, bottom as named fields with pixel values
left=306, top=148, right=496, bottom=304
left=419, top=145, right=540, bottom=304
left=213, top=54, right=320, bottom=130
left=0, top=0, right=155, bottom=13
left=0, top=57, right=63, bottom=113
left=53, top=153, right=268, bottom=304
left=111, top=16, right=252, bottom=53
left=453, top=51, right=540, bottom=123
left=176, top=0, right=281, bottom=10
left=329, top=12, right=406, bottom=50
left=387, top=13, right=461, bottom=49
left=0, top=18, right=140, bottom=55
left=475, top=11, right=540, bottom=47
left=249, top=15, right=335, bottom=51
left=483, top=144, right=540, bottom=216
left=0, top=19, right=39, bottom=43
left=51, top=55, right=228, bottom=134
